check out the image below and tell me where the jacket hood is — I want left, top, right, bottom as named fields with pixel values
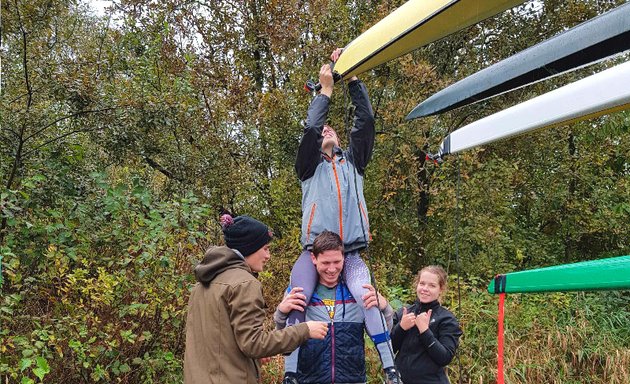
left=194, top=246, right=251, bottom=284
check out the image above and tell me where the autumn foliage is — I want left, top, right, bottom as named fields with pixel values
left=1, top=0, right=628, bottom=383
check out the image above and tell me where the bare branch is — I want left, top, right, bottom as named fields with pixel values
left=21, top=126, right=105, bottom=158
left=201, top=89, right=219, bottom=132
left=449, top=111, right=475, bottom=133
left=24, top=107, right=117, bottom=142
left=143, top=156, right=183, bottom=181
left=7, top=85, right=45, bottom=104
left=96, top=4, right=114, bottom=78
left=1, top=127, right=21, bottom=140
left=16, top=1, right=33, bottom=111
left=4, top=0, right=31, bottom=192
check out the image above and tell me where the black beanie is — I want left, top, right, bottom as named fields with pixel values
left=221, top=214, right=273, bottom=257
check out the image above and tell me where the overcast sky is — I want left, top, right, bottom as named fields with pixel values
left=88, top=0, right=111, bottom=16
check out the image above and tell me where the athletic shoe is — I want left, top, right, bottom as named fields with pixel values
left=384, top=367, right=402, bottom=384
left=282, top=373, right=299, bottom=384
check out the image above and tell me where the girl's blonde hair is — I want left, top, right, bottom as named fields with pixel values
left=414, top=265, right=448, bottom=293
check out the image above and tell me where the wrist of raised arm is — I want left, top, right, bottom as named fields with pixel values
left=347, top=78, right=361, bottom=87
left=320, top=87, right=333, bottom=98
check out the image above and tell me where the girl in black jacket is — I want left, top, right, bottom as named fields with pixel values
left=391, top=266, right=462, bottom=384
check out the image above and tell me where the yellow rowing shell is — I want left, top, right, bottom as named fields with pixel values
left=334, top=0, right=526, bottom=78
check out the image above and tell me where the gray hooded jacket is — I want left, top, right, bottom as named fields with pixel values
left=295, top=80, right=375, bottom=251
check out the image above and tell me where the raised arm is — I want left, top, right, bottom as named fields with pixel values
left=295, top=64, right=334, bottom=181
left=347, top=79, right=375, bottom=175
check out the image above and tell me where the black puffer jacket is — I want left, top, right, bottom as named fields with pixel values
left=391, top=300, right=462, bottom=384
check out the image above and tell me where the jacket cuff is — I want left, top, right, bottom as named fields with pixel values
left=347, top=78, right=361, bottom=89
left=382, top=305, right=394, bottom=330
left=417, top=328, right=437, bottom=348
left=274, top=309, right=288, bottom=329
left=315, top=93, right=331, bottom=102
left=296, top=322, right=311, bottom=342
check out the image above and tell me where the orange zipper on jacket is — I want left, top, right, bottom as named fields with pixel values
left=331, top=158, right=343, bottom=241
left=306, top=202, right=317, bottom=243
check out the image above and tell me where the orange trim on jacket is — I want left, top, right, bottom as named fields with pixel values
left=331, top=158, right=343, bottom=241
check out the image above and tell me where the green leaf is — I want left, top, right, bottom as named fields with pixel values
left=36, top=357, right=50, bottom=370
left=68, top=340, right=82, bottom=349
left=19, top=358, right=33, bottom=372
left=21, top=378, right=35, bottom=384
left=33, top=357, right=50, bottom=380
left=33, top=368, right=47, bottom=381
left=1, top=306, right=13, bottom=315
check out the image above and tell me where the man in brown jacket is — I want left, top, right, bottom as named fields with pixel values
left=184, top=214, right=328, bottom=384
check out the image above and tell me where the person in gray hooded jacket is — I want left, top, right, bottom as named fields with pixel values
left=284, top=49, right=399, bottom=384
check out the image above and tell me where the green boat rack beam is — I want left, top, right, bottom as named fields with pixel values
left=488, top=255, right=630, bottom=294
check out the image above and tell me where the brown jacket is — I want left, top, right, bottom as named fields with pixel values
left=184, top=246, right=310, bottom=384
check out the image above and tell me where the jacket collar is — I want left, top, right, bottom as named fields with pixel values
left=321, top=146, right=344, bottom=161
left=194, top=246, right=253, bottom=284
left=413, top=299, right=440, bottom=314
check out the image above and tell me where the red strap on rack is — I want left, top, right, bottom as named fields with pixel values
left=497, top=293, right=505, bottom=384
